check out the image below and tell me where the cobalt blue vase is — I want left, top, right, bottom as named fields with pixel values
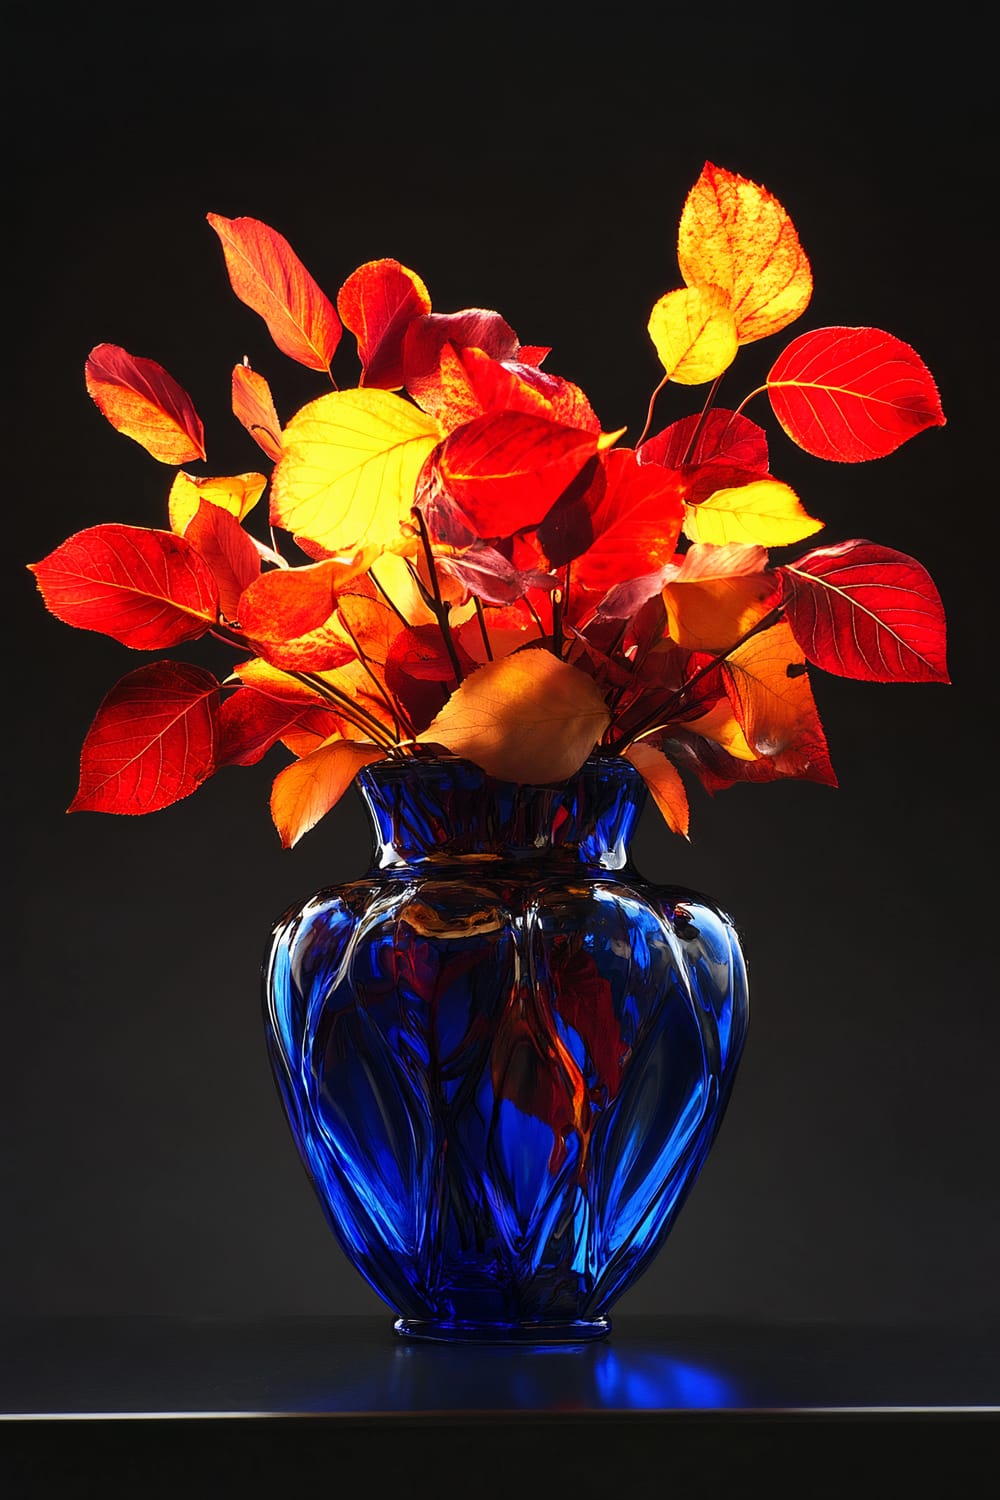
left=263, top=754, right=749, bottom=1343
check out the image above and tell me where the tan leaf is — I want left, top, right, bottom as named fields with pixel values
left=418, top=648, right=610, bottom=783
left=623, top=742, right=690, bottom=836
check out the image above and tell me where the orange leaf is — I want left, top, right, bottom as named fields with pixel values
left=270, top=738, right=383, bottom=847
left=722, top=621, right=836, bottom=784
left=231, top=363, right=282, bottom=462
left=85, top=344, right=205, bottom=464
left=217, top=685, right=338, bottom=767
left=207, top=213, right=341, bottom=372
left=623, top=742, right=690, bottom=837
left=183, top=501, right=260, bottom=620
left=70, top=661, right=219, bottom=814
left=337, top=259, right=431, bottom=389
left=663, top=543, right=779, bottom=650
left=237, top=560, right=357, bottom=671
left=30, top=524, right=218, bottom=647
left=418, top=648, right=610, bottom=783
left=677, top=162, right=812, bottom=345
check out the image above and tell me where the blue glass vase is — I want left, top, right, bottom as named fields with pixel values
left=263, top=755, right=748, bottom=1343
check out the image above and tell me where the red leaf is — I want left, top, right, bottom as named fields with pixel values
left=184, top=501, right=260, bottom=620
left=767, top=327, right=945, bottom=461
left=217, top=685, right=337, bottom=767
left=207, top=213, right=341, bottom=372
left=541, top=449, right=685, bottom=593
left=403, top=310, right=521, bottom=417
left=781, top=540, right=949, bottom=683
left=639, top=409, right=769, bottom=473
left=436, top=411, right=603, bottom=538
left=29, top=524, right=219, bottom=647
left=237, top=560, right=355, bottom=671
left=70, top=662, right=219, bottom=814
left=85, top=344, right=205, bottom=464
left=337, top=258, right=431, bottom=389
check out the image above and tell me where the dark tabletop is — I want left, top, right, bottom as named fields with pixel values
left=2, top=1313, right=997, bottom=1417
left=3, top=1316, right=998, bottom=1499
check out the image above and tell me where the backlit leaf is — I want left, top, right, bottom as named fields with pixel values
left=418, top=648, right=610, bottom=783
left=678, top=162, right=812, bottom=344
left=207, top=213, right=340, bottom=372
left=664, top=543, right=779, bottom=650
left=30, top=524, right=218, bottom=647
left=217, top=685, right=337, bottom=767
left=183, top=501, right=260, bottom=619
left=722, top=622, right=836, bottom=784
left=639, top=408, right=769, bottom=474
left=85, top=344, right=205, bottom=464
left=647, top=285, right=738, bottom=384
left=435, top=411, right=612, bottom=539
left=70, top=661, right=219, bottom=814
left=237, top=559, right=357, bottom=671
left=270, top=388, right=440, bottom=556
left=403, top=310, right=521, bottom=418
left=767, top=326, right=946, bottom=461
left=270, top=738, right=383, bottom=847
left=623, top=742, right=690, bottom=836
left=781, top=540, right=949, bottom=682
left=683, top=478, right=822, bottom=547
left=167, top=470, right=266, bottom=535
left=337, top=259, right=431, bottom=389
left=232, top=363, right=282, bottom=462
left=541, top=450, right=685, bottom=593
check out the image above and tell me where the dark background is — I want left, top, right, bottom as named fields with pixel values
left=6, top=2, right=996, bottom=1330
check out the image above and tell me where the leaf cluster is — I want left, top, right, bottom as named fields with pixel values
left=29, top=164, right=949, bottom=846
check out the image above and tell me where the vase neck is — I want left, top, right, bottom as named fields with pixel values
left=356, top=757, right=647, bottom=872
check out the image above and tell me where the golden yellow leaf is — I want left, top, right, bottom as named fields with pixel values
left=683, top=479, right=822, bottom=547
left=664, top=541, right=777, bottom=650
left=723, top=621, right=835, bottom=784
left=418, top=648, right=610, bottom=783
left=623, top=743, right=690, bottom=837
left=682, top=701, right=756, bottom=760
left=168, top=471, right=267, bottom=535
left=270, top=389, right=441, bottom=557
left=677, top=163, right=812, bottom=344
left=270, top=737, right=384, bottom=847
left=647, top=285, right=738, bottom=385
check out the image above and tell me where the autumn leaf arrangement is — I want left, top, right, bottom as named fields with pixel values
left=30, top=163, right=948, bottom=849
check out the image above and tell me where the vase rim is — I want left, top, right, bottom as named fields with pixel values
left=357, top=751, right=640, bottom=794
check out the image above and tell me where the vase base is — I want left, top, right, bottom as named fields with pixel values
left=393, top=1316, right=612, bottom=1345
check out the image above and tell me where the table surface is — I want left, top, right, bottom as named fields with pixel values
left=2, top=1314, right=997, bottom=1418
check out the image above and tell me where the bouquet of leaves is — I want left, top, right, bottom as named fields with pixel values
left=30, top=163, right=948, bottom=847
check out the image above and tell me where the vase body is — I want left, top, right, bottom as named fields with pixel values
left=263, top=756, right=748, bottom=1343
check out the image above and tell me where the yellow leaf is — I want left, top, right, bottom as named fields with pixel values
left=623, top=743, right=690, bottom=837
left=682, top=701, right=756, bottom=760
left=270, top=389, right=441, bottom=557
left=683, top=479, right=822, bottom=547
left=664, top=541, right=778, bottom=650
left=418, top=648, right=610, bottom=783
left=677, top=162, right=813, bottom=344
left=270, top=738, right=384, bottom=847
left=647, top=285, right=738, bottom=385
left=168, top=471, right=267, bottom=535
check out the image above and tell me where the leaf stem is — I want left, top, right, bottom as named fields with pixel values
left=680, top=375, right=724, bottom=464
left=635, top=373, right=670, bottom=449
left=473, top=596, right=494, bottom=661
left=413, top=506, right=466, bottom=689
